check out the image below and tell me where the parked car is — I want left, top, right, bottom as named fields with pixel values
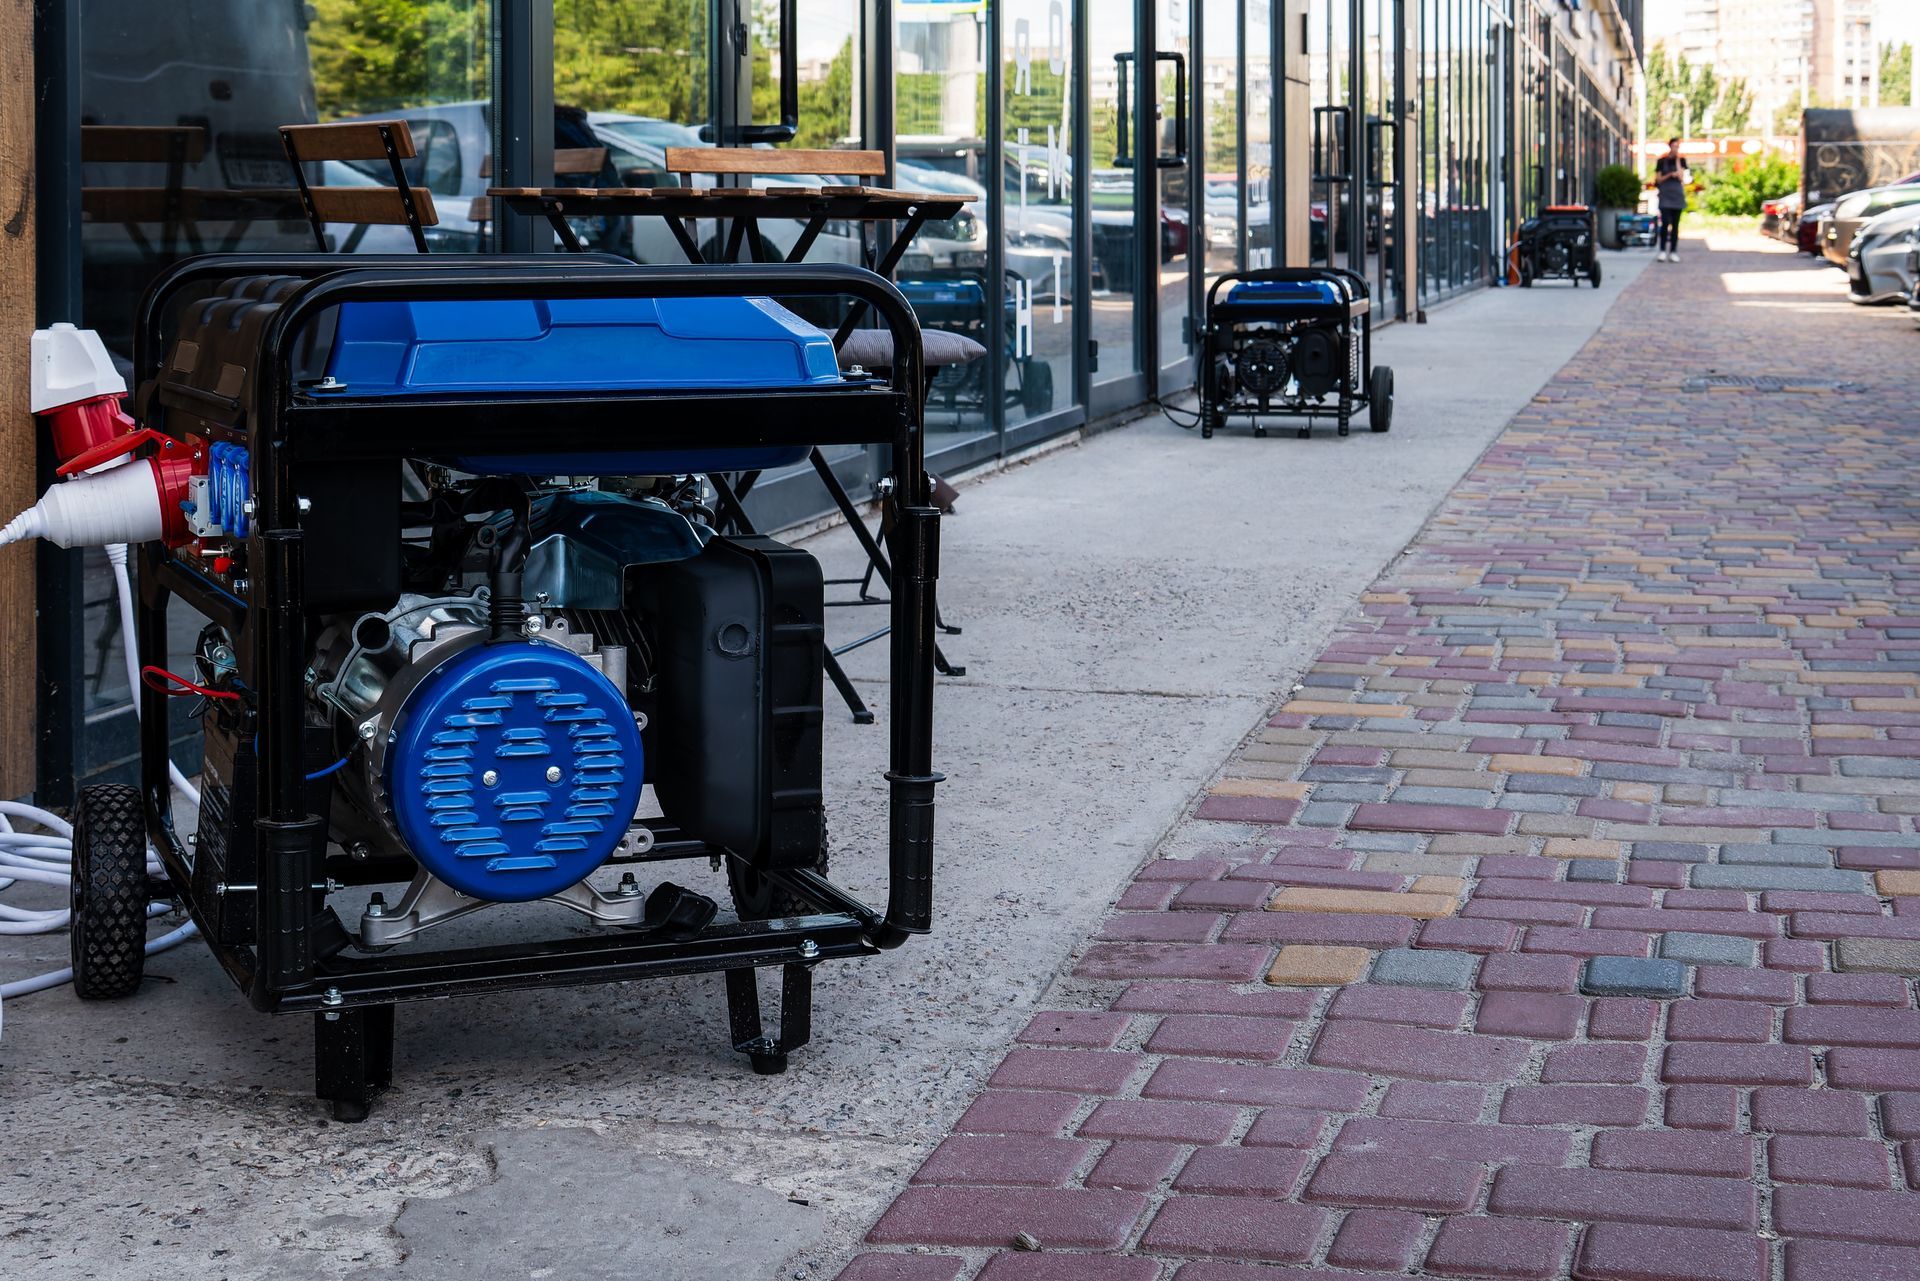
left=1823, top=183, right=1920, bottom=267
left=1798, top=201, right=1835, bottom=255
left=1847, top=205, right=1920, bottom=303
left=1761, top=192, right=1798, bottom=240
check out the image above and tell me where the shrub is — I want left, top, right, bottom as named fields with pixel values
left=1595, top=164, right=1643, bottom=209
left=1695, top=154, right=1800, bottom=216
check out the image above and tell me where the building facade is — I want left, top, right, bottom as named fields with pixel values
left=15, top=0, right=1638, bottom=800
left=1679, top=0, right=1878, bottom=121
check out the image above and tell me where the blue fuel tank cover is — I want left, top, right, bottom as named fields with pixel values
left=1225, top=279, right=1340, bottom=306
left=385, top=640, right=644, bottom=903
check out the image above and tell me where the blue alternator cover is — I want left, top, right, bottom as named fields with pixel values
left=385, top=640, right=644, bottom=903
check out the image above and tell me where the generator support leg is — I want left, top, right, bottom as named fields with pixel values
left=314, top=1004, right=394, bottom=1123
left=724, top=964, right=814, bottom=1076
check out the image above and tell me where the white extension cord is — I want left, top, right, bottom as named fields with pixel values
left=0, top=542, right=201, bottom=1038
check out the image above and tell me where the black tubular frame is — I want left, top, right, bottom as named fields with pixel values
left=131, top=254, right=939, bottom=1019
left=1198, top=266, right=1377, bottom=432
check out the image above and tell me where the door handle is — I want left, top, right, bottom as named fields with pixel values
left=1157, top=51, right=1187, bottom=170
left=737, top=0, right=799, bottom=143
left=1313, top=105, right=1351, bottom=184
left=1112, top=51, right=1187, bottom=170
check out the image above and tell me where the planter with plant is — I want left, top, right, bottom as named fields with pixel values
left=1594, top=164, right=1643, bottom=249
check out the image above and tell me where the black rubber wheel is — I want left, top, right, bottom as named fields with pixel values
left=1589, top=258, right=1604, bottom=288
left=1020, top=361, right=1056, bottom=415
left=1369, top=366, right=1394, bottom=432
left=728, top=828, right=830, bottom=921
left=69, top=783, right=150, bottom=1001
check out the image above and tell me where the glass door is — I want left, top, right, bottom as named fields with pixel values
left=1003, top=0, right=1079, bottom=431
left=1155, top=0, right=1196, bottom=388
left=1200, top=0, right=1241, bottom=287
left=1090, top=3, right=1144, bottom=397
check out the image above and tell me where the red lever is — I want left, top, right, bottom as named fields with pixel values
left=55, top=427, right=180, bottom=478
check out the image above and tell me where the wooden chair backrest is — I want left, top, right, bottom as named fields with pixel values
left=663, top=147, right=886, bottom=182
left=279, top=120, right=439, bottom=232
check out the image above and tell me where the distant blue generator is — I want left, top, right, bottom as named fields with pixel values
left=1193, top=268, right=1393, bottom=439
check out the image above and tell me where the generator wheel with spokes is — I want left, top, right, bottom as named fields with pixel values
left=69, top=783, right=150, bottom=1000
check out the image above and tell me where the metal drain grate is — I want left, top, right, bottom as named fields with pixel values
left=1683, top=374, right=1868, bottom=394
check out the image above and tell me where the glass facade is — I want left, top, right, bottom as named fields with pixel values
left=42, top=0, right=1637, bottom=794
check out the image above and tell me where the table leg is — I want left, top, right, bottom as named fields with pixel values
left=543, top=203, right=588, bottom=253
left=667, top=216, right=704, bottom=263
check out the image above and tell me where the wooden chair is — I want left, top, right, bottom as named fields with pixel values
left=662, top=146, right=887, bottom=197
left=81, top=125, right=210, bottom=259
left=279, top=121, right=439, bottom=253
left=470, top=148, right=611, bottom=236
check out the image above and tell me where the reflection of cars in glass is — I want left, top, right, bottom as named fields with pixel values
left=1846, top=205, right=1920, bottom=303
left=1823, top=183, right=1920, bottom=267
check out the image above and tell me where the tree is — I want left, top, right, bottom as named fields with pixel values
left=1642, top=40, right=1748, bottom=139
left=1883, top=43, right=1914, bottom=107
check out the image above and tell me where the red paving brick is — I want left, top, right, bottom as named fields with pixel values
left=840, top=240, right=1920, bottom=1278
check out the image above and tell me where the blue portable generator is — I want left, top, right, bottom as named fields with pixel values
left=896, top=269, right=1054, bottom=417
left=1194, top=268, right=1393, bottom=438
left=71, top=255, right=942, bottom=1120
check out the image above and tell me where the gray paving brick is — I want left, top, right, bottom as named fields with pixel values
left=1498, top=795, right=1574, bottom=814
left=1313, top=784, right=1393, bottom=804
left=1370, top=947, right=1480, bottom=990
left=1837, top=758, right=1920, bottom=779
left=1297, top=802, right=1355, bottom=827
left=1834, top=937, right=1920, bottom=974
left=1341, top=832, right=1427, bottom=853
left=1503, top=775, right=1606, bottom=797
left=1659, top=931, right=1757, bottom=968
left=1689, top=865, right=1870, bottom=893
left=1565, top=859, right=1619, bottom=883
left=1301, top=766, right=1395, bottom=784
left=1628, top=841, right=1711, bottom=863
left=1772, top=830, right=1920, bottom=848
left=1391, top=786, right=1499, bottom=807
left=1719, top=844, right=1835, bottom=868
left=1360, top=851, right=1472, bottom=876
left=1582, top=956, right=1689, bottom=998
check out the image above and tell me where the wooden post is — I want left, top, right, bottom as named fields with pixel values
left=1281, top=0, right=1310, bottom=267
left=0, top=0, right=39, bottom=797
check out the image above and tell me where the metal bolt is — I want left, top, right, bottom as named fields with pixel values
left=317, top=376, right=344, bottom=391
left=632, top=711, right=649, bottom=732
left=232, top=578, right=249, bottom=594
left=482, top=769, right=499, bottom=787
left=545, top=765, right=562, bottom=784
left=348, top=841, right=372, bottom=861
left=365, top=893, right=386, bottom=918
left=322, top=987, right=343, bottom=1007
left=297, top=497, right=312, bottom=514
left=617, top=872, right=641, bottom=898
left=798, top=938, right=820, bottom=960
left=358, top=720, right=378, bottom=741
left=522, top=615, right=544, bottom=637
left=242, top=498, right=255, bottom=517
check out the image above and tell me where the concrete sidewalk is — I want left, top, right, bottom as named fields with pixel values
left=840, top=235, right=1920, bottom=1281
left=0, top=255, right=1647, bottom=1281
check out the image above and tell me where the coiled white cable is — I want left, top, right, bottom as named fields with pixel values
left=0, top=542, right=201, bottom=1037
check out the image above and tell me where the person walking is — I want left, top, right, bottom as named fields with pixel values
left=1654, top=138, right=1689, bottom=262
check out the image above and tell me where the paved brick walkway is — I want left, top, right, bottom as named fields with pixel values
left=835, top=239, right=1920, bottom=1281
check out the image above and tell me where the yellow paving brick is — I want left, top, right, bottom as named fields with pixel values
left=1802, top=616, right=1855, bottom=629
left=1266, top=945, right=1372, bottom=986
left=1624, top=664, right=1662, bottom=676
left=1812, top=725, right=1876, bottom=739
left=1463, top=645, right=1497, bottom=657
left=1514, top=671, right=1557, bottom=686
left=1391, top=656, right=1436, bottom=667
left=1543, top=838, right=1624, bottom=861
left=1266, top=887, right=1457, bottom=918
left=1490, top=753, right=1582, bottom=777
left=1410, top=876, right=1466, bottom=897
left=1612, top=783, right=1659, bottom=804
left=1854, top=698, right=1919, bottom=712
left=1361, top=592, right=1410, bottom=604
left=1282, top=699, right=1412, bottom=718
left=1211, top=778, right=1309, bottom=800
left=1876, top=870, right=1920, bottom=897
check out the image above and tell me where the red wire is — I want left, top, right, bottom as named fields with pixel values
left=140, top=665, right=242, bottom=702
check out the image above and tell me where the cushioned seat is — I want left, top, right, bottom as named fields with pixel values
left=836, top=327, right=987, bottom=372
